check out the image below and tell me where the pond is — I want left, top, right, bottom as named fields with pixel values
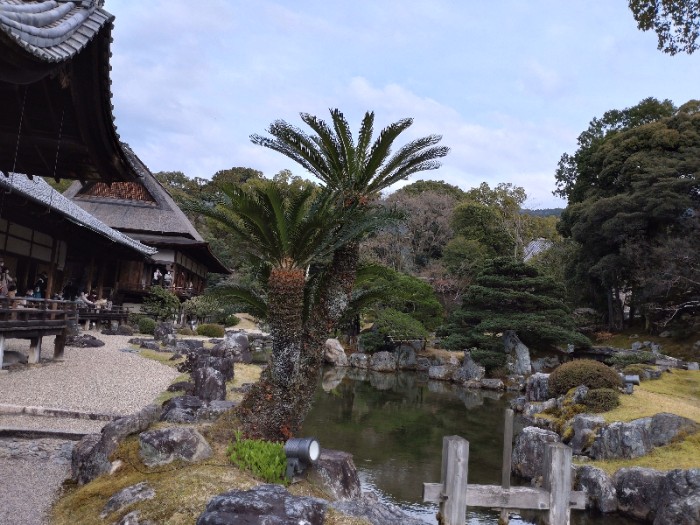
left=301, top=367, right=634, bottom=525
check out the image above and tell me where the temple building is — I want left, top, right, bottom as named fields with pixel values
left=0, top=0, right=229, bottom=303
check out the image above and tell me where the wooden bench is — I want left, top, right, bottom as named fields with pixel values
left=77, top=305, right=130, bottom=330
left=0, top=298, right=78, bottom=370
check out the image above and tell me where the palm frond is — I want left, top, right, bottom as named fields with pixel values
left=207, top=283, right=268, bottom=320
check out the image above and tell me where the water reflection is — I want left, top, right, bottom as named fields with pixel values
left=303, top=368, right=636, bottom=525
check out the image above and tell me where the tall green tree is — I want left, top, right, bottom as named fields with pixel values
left=629, top=0, right=700, bottom=55
left=557, top=100, right=700, bottom=329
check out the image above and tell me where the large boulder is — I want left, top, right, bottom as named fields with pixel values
left=348, top=352, right=369, bottom=369
left=216, top=331, right=252, bottom=363
left=331, top=492, right=426, bottom=525
left=196, top=484, right=325, bottom=525
left=453, top=350, right=485, bottom=382
left=569, top=414, right=605, bottom=455
left=511, top=426, right=560, bottom=480
left=193, top=367, right=226, bottom=402
left=525, top=373, right=550, bottom=402
left=324, top=339, right=349, bottom=367
left=428, top=364, right=457, bottom=381
left=573, top=465, right=618, bottom=513
left=503, top=330, right=532, bottom=376
left=614, top=467, right=665, bottom=522
left=369, top=351, right=397, bottom=373
left=71, top=404, right=161, bottom=485
left=306, top=449, right=361, bottom=501
left=655, top=469, right=700, bottom=525
left=590, top=413, right=698, bottom=460
left=160, top=395, right=205, bottom=423
left=153, top=322, right=175, bottom=342
left=396, top=345, right=418, bottom=370
left=139, top=427, right=212, bottom=467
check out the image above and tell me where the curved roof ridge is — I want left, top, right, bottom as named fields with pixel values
left=0, top=0, right=112, bottom=61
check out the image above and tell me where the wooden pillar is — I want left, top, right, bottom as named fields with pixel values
left=0, top=334, right=6, bottom=373
left=544, top=443, right=573, bottom=525
left=28, top=336, right=42, bottom=364
left=54, top=328, right=66, bottom=360
left=440, top=436, right=469, bottom=525
left=499, top=408, right=514, bottom=524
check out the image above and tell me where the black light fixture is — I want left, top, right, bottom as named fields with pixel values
left=284, top=437, right=320, bottom=480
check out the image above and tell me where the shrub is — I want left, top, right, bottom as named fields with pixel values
left=197, top=323, right=225, bottom=338
left=227, top=431, right=287, bottom=484
left=471, top=348, right=507, bottom=372
left=138, top=317, right=156, bottom=335
left=548, top=359, right=622, bottom=397
left=605, top=351, right=656, bottom=367
left=359, top=308, right=428, bottom=353
left=143, top=285, right=180, bottom=321
left=177, top=327, right=196, bottom=336
left=225, top=314, right=240, bottom=327
left=583, top=388, right=620, bottom=413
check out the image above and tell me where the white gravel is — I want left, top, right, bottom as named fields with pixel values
left=0, top=333, right=182, bottom=525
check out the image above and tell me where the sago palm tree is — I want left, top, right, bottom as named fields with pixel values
left=252, top=109, right=449, bottom=353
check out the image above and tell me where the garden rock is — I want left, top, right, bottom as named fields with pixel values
left=369, top=351, right=396, bottom=372
left=503, top=330, right=532, bottom=376
left=167, top=381, right=194, bottom=394
left=687, top=362, right=699, bottom=371
left=590, top=413, right=698, bottom=460
left=196, top=400, right=236, bottom=421
left=324, top=338, right=348, bottom=367
left=525, top=373, right=550, bottom=401
left=72, top=404, right=161, bottom=484
left=531, top=355, right=560, bottom=373
left=396, top=345, right=417, bottom=370
left=139, top=341, right=161, bottom=351
left=331, top=492, right=427, bottom=525
left=162, top=333, right=177, bottom=347
left=139, top=427, right=212, bottom=467
left=116, top=324, right=134, bottom=336
left=153, top=322, right=175, bottom=342
left=570, top=385, right=589, bottom=405
left=457, top=350, right=485, bottom=382
left=215, top=330, right=252, bottom=363
left=193, top=366, right=226, bottom=402
left=569, top=414, right=605, bottom=455
left=415, top=356, right=431, bottom=371
left=574, top=465, right=617, bottom=513
left=100, top=482, right=155, bottom=518
left=195, top=347, right=235, bottom=381
left=117, top=512, right=155, bottom=525
left=160, top=395, right=204, bottom=423
left=428, top=364, right=457, bottom=381
left=196, top=484, right=326, bottom=525
left=655, top=469, right=700, bottom=525
left=178, top=339, right=204, bottom=351
left=481, top=378, right=504, bottom=390
left=307, top=449, right=361, bottom=501
left=614, top=467, right=665, bottom=521
left=511, top=426, right=560, bottom=480
left=66, top=334, right=105, bottom=347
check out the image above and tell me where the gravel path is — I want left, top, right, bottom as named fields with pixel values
left=0, top=333, right=181, bottom=525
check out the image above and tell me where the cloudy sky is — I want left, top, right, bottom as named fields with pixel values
left=105, top=1, right=699, bottom=209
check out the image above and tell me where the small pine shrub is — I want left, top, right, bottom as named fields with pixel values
left=548, top=359, right=622, bottom=397
left=224, top=314, right=241, bottom=327
left=606, top=351, right=656, bottom=367
left=227, top=431, right=287, bottom=484
left=138, top=317, right=156, bottom=335
left=360, top=308, right=428, bottom=354
left=583, top=388, right=620, bottom=413
left=197, top=323, right=225, bottom=338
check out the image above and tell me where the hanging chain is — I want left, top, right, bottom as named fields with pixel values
left=47, top=107, right=66, bottom=210
left=1, top=86, right=28, bottom=212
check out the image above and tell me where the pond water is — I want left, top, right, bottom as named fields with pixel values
left=301, top=367, right=634, bottom=525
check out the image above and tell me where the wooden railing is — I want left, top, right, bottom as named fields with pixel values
left=0, top=298, right=78, bottom=370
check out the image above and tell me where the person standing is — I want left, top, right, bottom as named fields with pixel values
left=152, top=268, right=162, bottom=286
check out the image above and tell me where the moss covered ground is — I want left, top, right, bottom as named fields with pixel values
left=594, top=328, right=699, bottom=362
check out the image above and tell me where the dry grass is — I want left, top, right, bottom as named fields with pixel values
left=585, top=433, right=700, bottom=474
left=138, top=348, right=183, bottom=368
left=234, top=313, right=261, bottom=331
left=602, top=370, right=700, bottom=424
left=593, top=329, right=699, bottom=361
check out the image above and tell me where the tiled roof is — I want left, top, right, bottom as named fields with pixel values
left=0, top=0, right=112, bottom=62
left=0, top=173, right=156, bottom=256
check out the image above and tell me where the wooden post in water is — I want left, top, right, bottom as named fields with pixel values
left=440, top=436, right=469, bottom=525
left=499, top=408, right=514, bottom=524
left=543, top=443, right=573, bottom=525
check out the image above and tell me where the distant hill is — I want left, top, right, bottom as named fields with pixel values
left=522, top=208, right=563, bottom=217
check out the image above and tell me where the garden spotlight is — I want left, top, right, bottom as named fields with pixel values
left=284, top=437, right=320, bottom=480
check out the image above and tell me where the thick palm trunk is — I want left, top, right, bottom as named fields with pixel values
left=236, top=267, right=305, bottom=440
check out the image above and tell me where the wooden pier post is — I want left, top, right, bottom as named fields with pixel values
left=499, top=408, right=514, bottom=524
left=440, top=435, right=469, bottom=525
left=544, top=443, right=573, bottom=525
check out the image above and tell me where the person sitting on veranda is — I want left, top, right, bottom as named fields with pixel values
left=77, top=291, right=95, bottom=309
left=163, top=270, right=173, bottom=288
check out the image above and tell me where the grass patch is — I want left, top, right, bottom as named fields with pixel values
left=138, top=348, right=184, bottom=368
left=594, top=328, right=699, bottom=362
left=584, top=432, right=700, bottom=474
left=602, top=370, right=700, bottom=424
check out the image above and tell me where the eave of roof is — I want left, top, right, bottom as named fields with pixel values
left=0, top=172, right=156, bottom=256
left=127, top=233, right=231, bottom=275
